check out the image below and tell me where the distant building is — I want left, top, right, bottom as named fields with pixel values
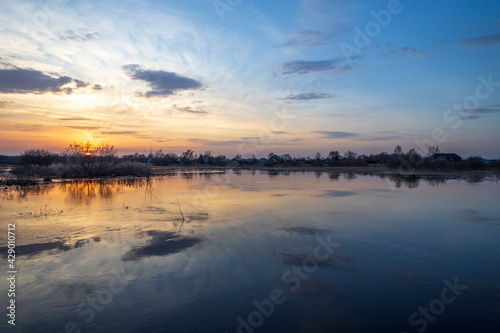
left=432, top=153, right=462, bottom=162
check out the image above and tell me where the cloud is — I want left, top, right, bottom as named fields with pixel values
left=279, top=30, right=343, bottom=49
left=0, top=67, right=88, bottom=94
left=457, top=33, right=500, bottom=49
left=65, top=125, right=103, bottom=130
left=188, top=138, right=247, bottom=146
left=123, top=64, right=203, bottom=97
left=454, top=104, right=500, bottom=120
left=378, top=43, right=427, bottom=58
left=101, top=131, right=137, bottom=135
left=399, top=46, right=424, bottom=56
left=0, top=101, right=13, bottom=108
left=12, top=123, right=44, bottom=131
left=173, top=105, right=207, bottom=115
left=92, top=84, right=103, bottom=90
left=313, top=131, right=358, bottom=139
left=279, top=92, right=335, bottom=101
left=279, top=59, right=345, bottom=75
left=57, top=29, right=99, bottom=42
left=58, top=117, right=92, bottom=121
left=370, top=135, right=402, bottom=141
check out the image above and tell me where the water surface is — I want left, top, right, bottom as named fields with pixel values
left=1, top=171, right=499, bottom=332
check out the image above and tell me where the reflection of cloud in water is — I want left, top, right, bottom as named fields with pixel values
left=458, top=209, right=499, bottom=226
left=57, top=281, right=97, bottom=302
left=0, top=241, right=71, bottom=255
left=280, top=226, right=333, bottom=236
left=281, top=252, right=351, bottom=267
left=316, top=190, right=358, bottom=198
left=122, top=230, right=202, bottom=261
left=186, top=214, right=209, bottom=221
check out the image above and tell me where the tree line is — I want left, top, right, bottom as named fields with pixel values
left=0, top=142, right=498, bottom=178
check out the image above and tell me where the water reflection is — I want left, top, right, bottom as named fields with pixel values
left=0, top=240, right=70, bottom=256
left=61, top=178, right=149, bottom=203
left=0, top=184, right=55, bottom=203
left=316, top=190, right=358, bottom=198
left=122, top=230, right=202, bottom=261
left=0, top=170, right=499, bottom=332
left=457, top=209, right=500, bottom=226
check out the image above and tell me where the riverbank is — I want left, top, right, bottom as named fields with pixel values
left=2, top=164, right=499, bottom=187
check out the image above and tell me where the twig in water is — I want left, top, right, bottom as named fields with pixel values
left=176, top=198, right=185, bottom=221
left=176, top=198, right=186, bottom=234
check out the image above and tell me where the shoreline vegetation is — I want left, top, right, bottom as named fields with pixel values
left=1, top=142, right=499, bottom=186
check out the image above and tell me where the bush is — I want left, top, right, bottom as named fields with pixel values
left=465, top=156, right=485, bottom=170
left=20, top=149, right=56, bottom=166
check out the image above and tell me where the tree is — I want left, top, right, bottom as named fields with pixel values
left=20, top=149, right=56, bottom=166
left=407, top=148, right=422, bottom=167
left=181, top=149, right=194, bottom=161
left=427, top=146, right=440, bottom=156
left=394, top=145, right=402, bottom=154
left=314, top=152, right=322, bottom=160
left=328, top=151, right=340, bottom=161
left=65, top=142, right=117, bottom=176
left=268, top=152, right=275, bottom=159
left=344, top=150, right=358, bottom=160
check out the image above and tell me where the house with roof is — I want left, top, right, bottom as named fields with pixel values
left=431, top=153, right=462, bottom=162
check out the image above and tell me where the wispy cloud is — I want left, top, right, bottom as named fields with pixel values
left=457, top=33, right=500, bottom=49
left=101, top=131, right=137, bottom=135
left=173, top=105, right=208, bottom=115
left=0, top=101, right=13, bottom=108
left=58, top=117, right=92, bottom=121
left=279, top=92, right=335, bottom=101
left=0, top=67, right=88, bottom=94
left=188, top=138, right=247, bottom=146
left=279, top=29, right=343, bottom=49
left=278, top=59, right=352, bottom=75
left=454, top=104, right=500, bottom=120
left=313, top=131, right=358, bottom=139
left=377, top=43, right=426, bottom=58
left=57, top=29, right=99, bottom=42
left=12, top=123, right=44, bottom=131
left=92, top=84, right=103, bottom=90
left=123, top=64, right=203, bottom=97
left=64, top=125, right=103, bottom=130
left=370, top=135, right=402, bottom=141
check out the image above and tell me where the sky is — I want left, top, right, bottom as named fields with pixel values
left=0, top=0, right=499, bottom=158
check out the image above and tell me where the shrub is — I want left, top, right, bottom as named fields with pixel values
left=20, top=149, right=56, bottom=166
left=465, top=156, right=485, bottom=170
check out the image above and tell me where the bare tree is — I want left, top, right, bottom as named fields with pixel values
left=344, top=150, right=358, bottom=160
left=427, top=146, right=440, bottom=156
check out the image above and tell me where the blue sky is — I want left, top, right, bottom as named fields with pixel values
left=0, top=0, right=499, bottom=157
